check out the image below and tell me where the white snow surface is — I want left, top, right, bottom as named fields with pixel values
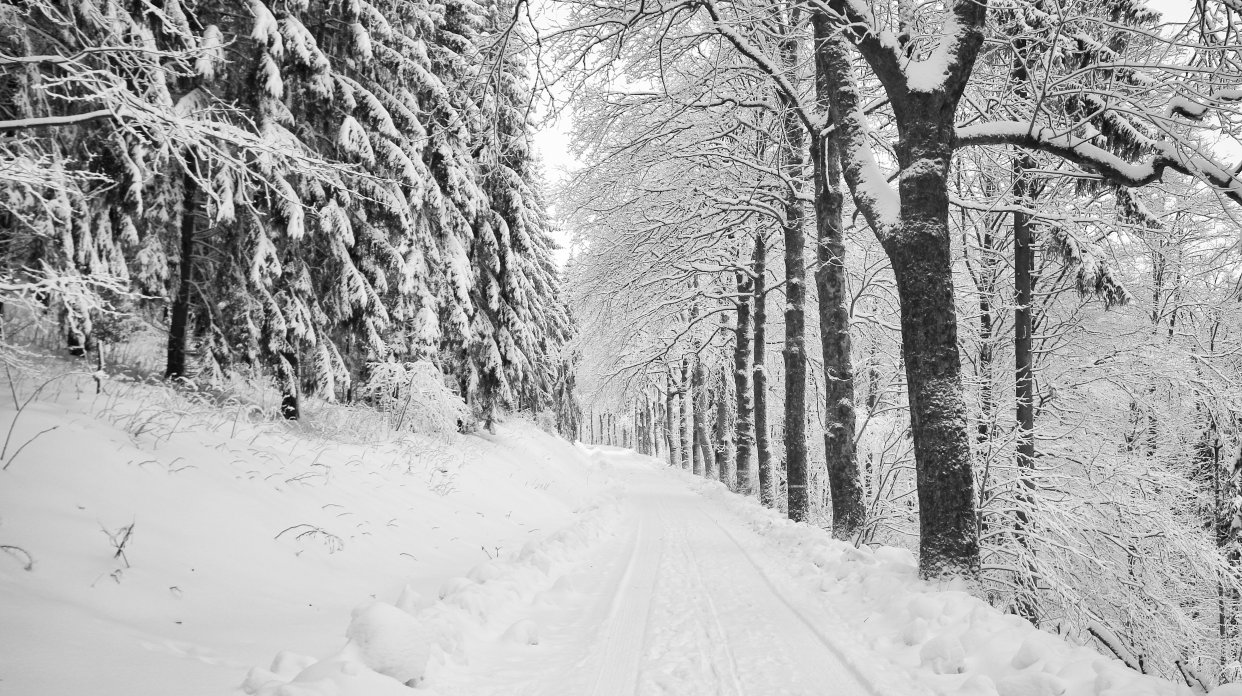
left=0, top=377, right=607, bottom=696
left=2, top=378, right=1237, bottom=695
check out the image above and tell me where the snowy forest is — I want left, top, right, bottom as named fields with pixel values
left=5, top=0, right=1242, bottom=694
left=1, top=0, right=576, bottom=428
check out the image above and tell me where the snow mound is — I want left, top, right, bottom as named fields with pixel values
left=344, top=601, right=432, bottom=685
left=248, top=656, right=413, bottom=696
left=502, top=618, right=540, bottom=645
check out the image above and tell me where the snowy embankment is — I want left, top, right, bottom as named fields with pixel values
left=676, top=469, right=1226, bottom=696
left=0, top=371, right=618, bottom=696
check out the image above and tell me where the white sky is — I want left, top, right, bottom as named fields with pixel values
left=1145, top=0, right=1195, bottom=22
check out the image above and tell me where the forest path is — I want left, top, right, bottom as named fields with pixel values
left=431, top=448, right=878, bottom=696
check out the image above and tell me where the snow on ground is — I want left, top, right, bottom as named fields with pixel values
left=0, top=370, right=612, bottom=696
left=2, top=370, right=1235, bottom=696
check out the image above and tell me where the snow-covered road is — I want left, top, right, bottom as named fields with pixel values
left=432, top=449, right=877, bottom=696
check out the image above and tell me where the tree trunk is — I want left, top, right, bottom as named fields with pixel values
left=650, top=399, right=660, bottom=458
left=969, top=176, right=998, bottom=445
left=753, top=233, right=774, bottom=505
left=681, top=357, right=692, bottom=469
left=1013, top=152, right=1040, bottom=622
left=884, top=109, right=980, bottom=579
left=811, top=47, right=865, bottom=537
left=66, top=327, right=88, bottom=358
left=715, top=364, right=733, bottom=487
left=665, top=375, right=678, bottom=466
left=692, top=354, right=713, bottom=477
left=279, top=350, right=300, bottom=420
left=777, top=0, right=809, bottom=521
left=633, top=409, right=641, bottom=453
left=166, top=160, right=198, bottom=380
left=734, top=268, right=755, bottom=494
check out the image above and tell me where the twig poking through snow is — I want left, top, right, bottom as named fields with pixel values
left=103, top=522, right=135, bottom=568
left=0, top=544, right=34, bottom=571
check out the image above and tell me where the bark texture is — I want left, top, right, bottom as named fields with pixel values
left=752, top=234, right=774, bottom=505
left=734, top=268, right=755, bottom=494
left=885, top=111, right=979, bottom=578
left=811, top=24, right=865, bottom=537
left=777, top=0, right=809, bottom=521
left=681, top=357, right=692, bottom=470
left=692, top=354, right=715, bottom=477
left=166, top=162, right=198, bottom=380
left=715, top=363, right=733, bottom=486
left=1013, top=152, right=1040, bottom=623
left=665, top=377, right=678, bottom=466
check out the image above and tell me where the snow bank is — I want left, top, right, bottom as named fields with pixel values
left=681, top=474, right=1212, bottom=696
left=0, top=371, right=610, bottom=696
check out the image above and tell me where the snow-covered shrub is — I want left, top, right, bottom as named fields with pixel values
left=343, top=602, right=432, bottom=685
left=357, top=361, right=468, bottom=436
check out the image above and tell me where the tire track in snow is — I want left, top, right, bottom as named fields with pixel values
left=431, top=459, right=882, bottom=696
left=587, top=496, right=664, bottom=696
left=690, top=504, right=882, bottom=694
left=625, top=476, right=873, bottom=696
left=648, top=494, right=875, bottom=696
left=651, top=500, right=746, bottom=696
left=680, top=499, right=884, bottom=696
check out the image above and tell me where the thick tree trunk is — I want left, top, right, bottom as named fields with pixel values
left=777, top=2, right=809, bottom=521
left=680, top=357, right=692, bottom=469
left=885, top=113, right=980, bottom=579
left=734, top=269, right=755, bottom=494
left=166, top=161, right=198, bottom=380
left=753, top=234, right=775, bottom=505
left=811, top=0, right=987, bottom=579
left=811, top=59, right=865, bottom=538
left=780, top=172, right=808, bottom=518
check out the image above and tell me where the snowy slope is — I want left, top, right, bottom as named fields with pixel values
left=0, top=372, right=611, bottom=696
left=2, top=372, right=1234, bottom=696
